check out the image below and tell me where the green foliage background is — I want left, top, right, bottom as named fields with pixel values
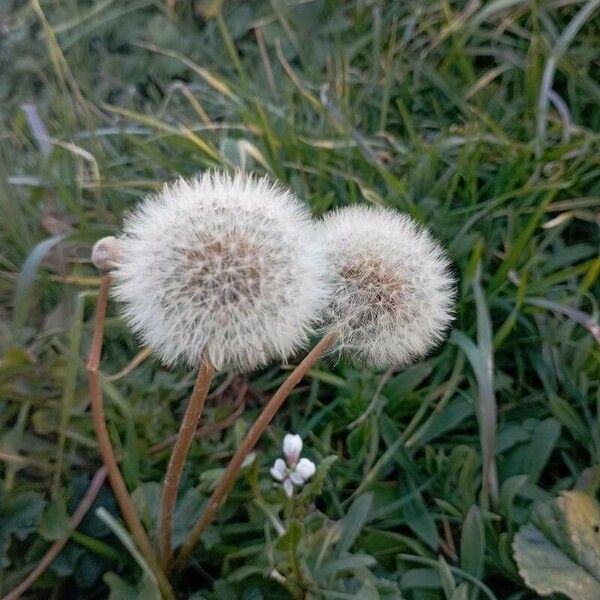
left=0, top=0, right=599, bottom=598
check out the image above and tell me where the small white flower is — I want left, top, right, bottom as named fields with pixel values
left=270, top=433, right=316, bottom=497
left=270, top=458, right=287, bottom=482
left=295, top=457, right=316, bottom=480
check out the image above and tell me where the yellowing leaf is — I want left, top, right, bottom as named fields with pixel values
left=560, top=492, right=600, bottom=578
left=513, top=491, right=600, bottom=598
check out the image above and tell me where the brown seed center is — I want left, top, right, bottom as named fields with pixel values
left=341, top=257, right=403, bottom=316
left=184, top=234, right=262, bottom=305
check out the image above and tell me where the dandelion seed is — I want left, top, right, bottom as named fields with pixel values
left=111, top=171, right=330, bottom=371
left=319, top=205, right=455, bottom=368
left=270, top=433, right=316, bottom=497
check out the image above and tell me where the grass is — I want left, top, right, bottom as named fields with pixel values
left=0, top=0, right=599, bottom=598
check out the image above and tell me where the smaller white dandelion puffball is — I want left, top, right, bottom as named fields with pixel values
left=319, top=205, right=455, bottom=368
left=112, top=172, right=330, bottom=371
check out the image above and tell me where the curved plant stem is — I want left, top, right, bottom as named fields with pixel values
left=86, top=275, right=175, bottom=600
left=174, top=330, right=337, bottom=572
left=1, top=467, right=107, bottom=600
left=160, top=358, right=215, bottom=572
left=107, top=346, right=152, bottom=381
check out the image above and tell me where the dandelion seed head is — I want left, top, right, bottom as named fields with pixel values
left=112, top=171, right=330, bottom=371
left=319, top=205, right=455, bottom=368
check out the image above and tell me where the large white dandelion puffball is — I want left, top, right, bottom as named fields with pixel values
left=319, top=205, right=455, bottom=369
left=111, top=172, right=330, bottom=371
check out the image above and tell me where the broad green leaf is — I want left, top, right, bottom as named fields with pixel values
left=451, top=582, right=471, bottom=600
left=400, top=567, right=441, bottom=590
left=335, top=493, right=373, bottom=556
left=173, top=486, right=207, bottom=548
left=316, top=553, right=376, bottom=578
left=12, top=233, right=67, bottom=337
left=522, top=418, right=561, bottom=482
left=460, top=505, right=485, bottom=580
left=412, top=397, right=474, bottom=447
left=513, top=491, right=600, bottom=598
left=131, top=481, right=161, bottom=539
left=39, top=496, right=71, bottom=541
left=401, top=484, right=439, bottom=551
left=438, top=555, right=457, bottom=599
left=499, top=475, right=529, bottom=527
left=385, top=362, right=433, bottom=398
left=549, top=395, right=588, bottom=445
left=104, top=572, right=160, bottom=600
left=355, top=581, right=380, bottom=600
left=0, top=490, right=46, bottom=567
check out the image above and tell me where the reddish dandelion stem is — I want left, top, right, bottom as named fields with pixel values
left=160, top=358, right=215, bottom=572
left=86, top=275, right=175, bottom=600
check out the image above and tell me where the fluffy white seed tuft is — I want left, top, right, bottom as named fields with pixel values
left=319, top=205, right=455, bottom=368
left=112, top=171, right=330, bottom=371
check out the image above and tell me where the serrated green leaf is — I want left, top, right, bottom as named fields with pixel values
left=275, top=519, right=302, bottom=554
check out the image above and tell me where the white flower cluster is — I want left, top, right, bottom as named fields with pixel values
left=92, top=170, right=455, bottom=371
left=270, top=434, right=316, bottom=497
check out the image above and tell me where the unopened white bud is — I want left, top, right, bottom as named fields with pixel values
left=282, top=433, right=303, bottom=465
left=91, top=236, right=121, bottom=272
